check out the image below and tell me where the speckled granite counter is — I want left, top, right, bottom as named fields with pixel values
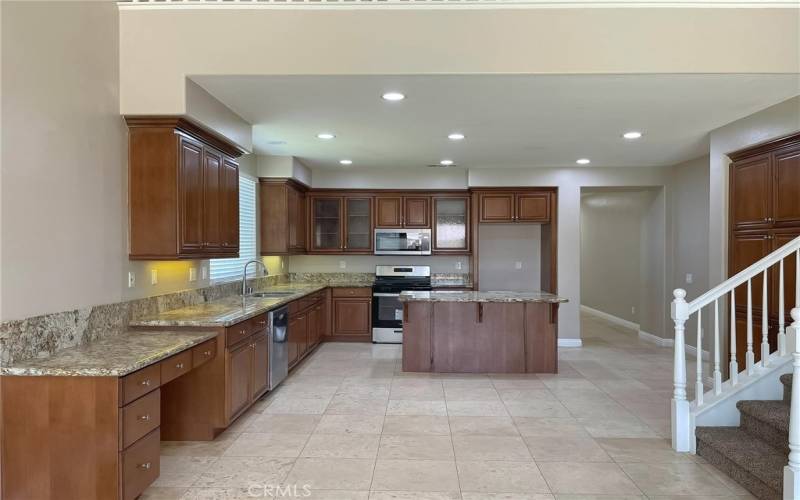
left=0, top=329, right=217, bottom=376
left=399, top=290, right=568, bottom=303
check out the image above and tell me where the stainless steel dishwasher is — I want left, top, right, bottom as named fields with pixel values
left=268, top=306, right=289, bottom=390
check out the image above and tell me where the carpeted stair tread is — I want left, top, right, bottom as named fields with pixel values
left=782, top=373, right=793, bottom=403
left=737, top=400, right=790, bottom=432
left=781, top=373, right=792, bottom=388
left=695, top=426, right=785, bottom=499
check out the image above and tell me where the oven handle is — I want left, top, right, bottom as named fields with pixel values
left=373, top=293, right=401, bottom=297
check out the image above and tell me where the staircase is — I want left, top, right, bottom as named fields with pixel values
left=695, top=374, right=792, bottom=500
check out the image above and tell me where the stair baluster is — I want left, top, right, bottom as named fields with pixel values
left=714, top=299, right=722, bottom=395
left=763, top=269, right=770, bottom=367
left=748, top=279, right=755, bottom=375
left=730, top=290, right=738, bottom=386
left=779, top=259, right=786, bottom=356
left=696, top=310, right=704, bottom=405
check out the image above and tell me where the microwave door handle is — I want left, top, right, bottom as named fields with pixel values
left=373, top=293, right=401, bottom=297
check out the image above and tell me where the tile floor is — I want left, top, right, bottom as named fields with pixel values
left=141, top=313, right=753, bottom=500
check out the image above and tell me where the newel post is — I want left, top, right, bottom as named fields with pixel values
left=671, top=289, right=691, bottom=452
left=784, top=308, right=800, bottom=499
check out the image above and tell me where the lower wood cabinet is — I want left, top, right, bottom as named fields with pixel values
left=288, top=291, right=327, bottom=368
left=332, top=296, right=372, bottom=340
left=227, top=340, right=253, bottom=419
left=224, top=320, right=270, bottom=422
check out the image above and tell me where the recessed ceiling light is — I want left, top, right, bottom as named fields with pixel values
left=382, top=92, right=405, bottom=102
left=448, top=133, right=465, bottom=141
left=317, top=133, right=335, bottom=140
left=622, top=131, right=643, bottom=140
left=440, top=159, right=454, bottom=166
left=576, top=158, right=591, bottom=165
left=339, top=159, right=353, bottom=165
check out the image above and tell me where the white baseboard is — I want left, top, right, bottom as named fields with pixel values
left=580, top=305, right=639, bottom=331
left=638, top=330, right=674, bottom=347
left=558, top=338, right=583, bottom=348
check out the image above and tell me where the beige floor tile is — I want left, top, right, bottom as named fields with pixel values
left=595, top=438, right=694, bottom=463
left=378, top=434, right=455, bottom=460
left=503, top=400, right=571, bottom=418
left=325, top=395, right=389, bottom=415
left=553, top=494, right=644, bottom=499
left=646, top=496, right=756, bottom=500
left=160, top=456, right=219, bottom=474
left=449, top=416, right=519, bottom=436
left=301, top=433, right=380, bottom=459
left=263, top=397, right=331, bottom=415
left=561, top=400, right=635, bottom=419
left=453, top=435, right=532, bottom=461
left=178, top=487, right=253, bottom=499
left=390, top=384, right=445, bottom=401
left=537, top=462, right=642, bottom=495
left=314, top=414, right=384, bottom=434
left=152, top=472, right=201, bottom=488
left=277, top=384, right=340, bottom=399
left=447, top=400, right=509, bottom=417
left=223, top=432, right=310, bottom=458
left=462, top=494, right=554, bottom=500
left=443, top=378, right=495, bottom=389
left=513, top=417, right=589, bottom=438
left=445, top=387, right=502, bottom=401
left=387, top=399, right=448, bottom=416
left=524, top=435, right=611, bottom=462
left=283, top=458, right=375, bottom=490
left=299, top=490, right=369, bottom=500
left=382, top=415, right=451, bottom=435
left=370, top=491, right=461, bottom=500
left=498, top=389, right=557, bottom=402
left=337, top=384, right=392, bottom=399
left=371, top=459, right=460, bottom=492
left=577, top=416, right=658, bottom=438
left=618, top=462, right=732, bottom=496
left=139, top=487, right=187, bottom=500
left=246, top=414, right=321, bottom=434
left=457, top=460, right=550, bottom=493
left=193, top=456, right=295, bottom=488
left=161, top=434, right=238, bottom=457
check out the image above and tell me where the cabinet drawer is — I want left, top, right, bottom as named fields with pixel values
left=227, top=316, right=267, bottom=347
left=120, top=364, right=161, bottom=406
left=192, top=339, right=217, bottom=368
left=121, top=428, right=160, bottom=500
left=121, top=389, right=160, bottom=449
left=160, top=350, right=192, bottom=384
left=331, top=287, right=372, bottom=298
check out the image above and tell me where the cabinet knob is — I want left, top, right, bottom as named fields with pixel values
left=138, top=462, right=151, bottom=470
left=240, top=329, right=246, bottom=335
left=138, top=414, right=151, bottom=422
left=204, top=350, right=212, bottom=356
left=140, top=379, right=151, bottom=387
left=176, top=363, right=184, bottom=369
left=259, top=320, right=266, bottom=326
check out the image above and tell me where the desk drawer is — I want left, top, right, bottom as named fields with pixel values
left=332, top=287, right=371, bottom=298
left=160, top=350, right=192, bottom=384
left=121, top=389, right=160, bottom=449
left=121, top=428, right=160, bottom=500
left=192, top=339, right=217, bottom=368
left=120, top=364, right=161, bottom=406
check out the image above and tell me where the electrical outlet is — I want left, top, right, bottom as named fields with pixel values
left=151, top=269, right=158, bottom=285
left=632, top=306, right=636, bottom=315
left=189, top=267, right=197, bottom=282
left=515, top=261, right=523, bottom=270
left=201, top=266, right=208, bottom=280
left=281, top=260, right=285, bottom=269
left=339, top=260, right=346, bottom=269
left=128, top=271, right=135, bottom=288
left=455, top=261, right=463, bottom=270
left=686, top=273, right=694, bottom=284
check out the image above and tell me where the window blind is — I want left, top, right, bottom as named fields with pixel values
left=210, top=176, right=258, bottom=281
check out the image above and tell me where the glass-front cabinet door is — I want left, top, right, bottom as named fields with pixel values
left=344, top=197, right=372, bottom=252
left=433, top=196, right=469, bottom=253
left=311, top=197, right=342, bottom=251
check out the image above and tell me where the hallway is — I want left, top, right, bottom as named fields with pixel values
left=143, top=313, right=751, bottom=499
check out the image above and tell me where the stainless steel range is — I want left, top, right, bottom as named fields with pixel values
left=372, top=265, right=432, bottom=344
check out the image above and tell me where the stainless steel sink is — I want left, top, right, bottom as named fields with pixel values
left=248, top=291, right=297, bottom=298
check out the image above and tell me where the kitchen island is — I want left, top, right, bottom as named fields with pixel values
left=399, top=290, right=568, bottom=374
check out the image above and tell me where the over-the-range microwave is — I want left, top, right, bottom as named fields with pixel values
left=374, top=228, right=432, bottom=256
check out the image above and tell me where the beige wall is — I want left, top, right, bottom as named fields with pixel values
left=478, top=224, right=541, bottom=292
left=185, top=79, right=253, bottom=153
left=311, top=167, right=467, bottom=190
left=288, top=255, right=467, bottom=274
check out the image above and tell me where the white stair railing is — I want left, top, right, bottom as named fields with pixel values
left=671, top=235, right=800, bottom=454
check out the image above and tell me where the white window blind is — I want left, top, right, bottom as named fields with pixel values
left=210, top=176, right=258, bottom=281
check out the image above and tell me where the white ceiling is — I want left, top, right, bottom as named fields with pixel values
left=191, top=74, right=800, bottom=170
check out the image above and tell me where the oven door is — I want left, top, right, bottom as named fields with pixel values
left=374, top=229, right=431, bottom=255
left=372, top=292, right=404, bottom=343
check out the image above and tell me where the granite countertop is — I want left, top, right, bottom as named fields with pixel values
left=130, top=281, right=371, bottom=329
left=399, top=290, right=568, bottom=303
left=0, top=330, right=217, bottom=377
left=431, top=276, right=473, bottom=289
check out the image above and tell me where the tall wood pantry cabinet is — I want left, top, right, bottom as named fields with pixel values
left=127, top=117, right=245, bottom=260
left=728, top=132, right=800, bottom=367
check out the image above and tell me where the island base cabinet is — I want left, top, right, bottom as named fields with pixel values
left=524, top=303, right=559, bottom=373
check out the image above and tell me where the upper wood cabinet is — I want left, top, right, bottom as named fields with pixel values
left=259, top=178, right=308, bottom=255
left=310, top=196, right=343, bottom=252
left=344, top=198, right=373, bottom=252
left=127, top=117, right=245, bottom=260
left=730, top=154, right=772, bottom=230
left=479, top=191, right=551, bottom=223
left=375, top=195, right=431, bottom=228
left=309, top=195, right=374, bottom=254
left=433, top=195, right=470, bottom=254
left=773, top=146, right=800, bottom=226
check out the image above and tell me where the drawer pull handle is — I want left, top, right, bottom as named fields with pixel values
left=259, top=320, right=266, bottom=326
left=138, top=414, right=151, bottom=422
left=240, top=329, right=246, bottom=335
left=140, top=379, right=151, bottom=387
left=176, top=363, right=184, bottom=369
left=204, top=350, right=212, bottom=356
left=138, top=462, right=152, bottom=470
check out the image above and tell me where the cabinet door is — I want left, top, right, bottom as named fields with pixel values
left=251, top=335, right=269, bottom=400
left=227, top=342, right=252, bottom=420
left=287, top=187, right=299, bottom=250
left=289, top=312, right=308, bottom=364
left=773, top=146, right=800, bottom=226
left=310, top=197, right=342, bottom=251
left=432, top=303, right=482, bottom=372
left=202, top=148, right=223, bottom=251
left=179, top=137, right=204, bottom=253
left=345, top=197, right=373, bottom=251
left=403, top=196, right=430, bottom=228
left=287, top=315, right=300, bottom=365
left=479, top=193, right=515, bottom=223
left=220, top=158, right=239, bottom=253
left=479, top=303, right=526, bottom=372
left=772, top=229, right=800, bottom=323
left=332, top=298, right=371, bottom=336
left=730, top=231, right=771, bottom=312
left=296, top=192, right=307, bottom=251
left=307, top=305, right=320, bottom=348
left=731, top=154, right=771, bottom=229
left=433, top=196, right=469, bottom=253
left=516, top=193, right=550, bottom=222
left=376, top=196, right=403, bottom=228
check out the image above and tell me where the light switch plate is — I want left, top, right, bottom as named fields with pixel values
left=189, top=267, right=197, bottom=282
left=686, top=273, right=693, bottom=284
left=128, top=271, right=135, bottom=288
left=515, top=261, right=523, bottom=270
left=339, top=260, right=347, bottom=269
left=201, top=266, right=208, bottom=280
left=455, top=261, right=463, bottom=270
left=151, top=269, right=158, bottom=285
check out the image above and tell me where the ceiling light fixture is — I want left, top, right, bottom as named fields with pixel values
left=622, top=131, right=643, bottom=140
left=576, top=158, right=591, bottom=165
left=382, top=92, right=405, bottom=102
left=339, top=159, right=353, bottom=165
left=439, top=159, right=454, bottom=166
left=316, top=133, right=335, bottom=140
left=448, top=133, right=466, bottom=141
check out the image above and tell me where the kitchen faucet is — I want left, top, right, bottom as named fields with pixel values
left=241, top=259, right=269, bottom=297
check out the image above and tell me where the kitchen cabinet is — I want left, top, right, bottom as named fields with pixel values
left=331, top=288, right=372, bottom=340
left=345, top=197, right=373, bottom=251
left=309, top=195, right=373, bottom=254
left=288, top=291, right=327, bottom=367
left=310, top=196, right=343, bottom=252
left=127, top=117, right=244, bottom=260
left=224, top=315, right=269, bottom=422
left=251, top=334, right=269, bottom=399
left=433, top=196, right=470, bottom=254
left=259, top=178, right=308, bottom=255
left=479, top=191, right=550, bottom=223
left=730, top=154, right=772, bottom=230
left=375, top=195, right=431, bottom=228
left=226, top=341, right=252, bottom=419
